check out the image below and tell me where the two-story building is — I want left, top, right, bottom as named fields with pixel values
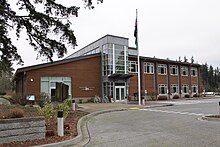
left=14, top=35, right=201, bottom=103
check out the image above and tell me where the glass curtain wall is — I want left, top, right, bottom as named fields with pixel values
left=102, top=43, right=128, bottom=100
left=114, top=44, right=128, bottom=74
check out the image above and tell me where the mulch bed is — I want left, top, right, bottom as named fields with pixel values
left=0, top=105, right=88, bottom=147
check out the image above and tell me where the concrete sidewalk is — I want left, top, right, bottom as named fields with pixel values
left=77, top=101, right=172, bottom=113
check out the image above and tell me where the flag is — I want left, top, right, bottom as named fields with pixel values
left=134, top=12, right=138, bottom=47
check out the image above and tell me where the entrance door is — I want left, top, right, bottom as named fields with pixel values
left=115, top=86, right=125, bottom=102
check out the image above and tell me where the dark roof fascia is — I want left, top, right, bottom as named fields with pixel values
left=128, top=47, right=137, bottom=50
left=129, top=55, right=200, bottom=67
left=15, top=53, right=101, bottom=75
left=66, top=34, right=129, bottom=58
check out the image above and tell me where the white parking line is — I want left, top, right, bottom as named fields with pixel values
left=141, top=109, right=206, bottom=116
left=158, top=100, right=219, bottom=106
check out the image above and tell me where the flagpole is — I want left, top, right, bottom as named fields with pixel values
left=136, top=9, right=141, bottom=106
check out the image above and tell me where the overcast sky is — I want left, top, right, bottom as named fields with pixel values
left=13, top=0, right=220, bottom=70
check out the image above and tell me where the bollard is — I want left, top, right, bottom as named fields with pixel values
left=124, top=99, right=127, bottom=104
left=72, top=100, right=76, bottom=111
left=219, top=102, right=220, bottom=115
left=142, top=99, right=145, bottom=106
left=57, top=110, right=64, bottom=137
left=111, top=98, right=113, bottom=103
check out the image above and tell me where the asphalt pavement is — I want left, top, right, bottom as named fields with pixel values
left=84, top=98, right=220, bottom=147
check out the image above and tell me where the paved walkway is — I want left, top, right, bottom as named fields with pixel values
left=77, top=101, right=171, bottom=113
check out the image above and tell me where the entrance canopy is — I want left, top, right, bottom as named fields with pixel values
left=108, top=74, right=133, bottom=81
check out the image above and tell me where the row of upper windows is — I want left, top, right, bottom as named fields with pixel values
left=128, top=61, right=198, bottom=76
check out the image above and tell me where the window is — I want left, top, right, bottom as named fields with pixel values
left=158, top=84, right=167, bottom=94
left=144, top=62, right=154, bottom=74
left=170, top=65, right=178, bottom=75
left=102, top=44, right=113, bottom=76
left=158, top=64, right=167, bottom=75
left=182, top=84, right=189, bottom=93
left=192, top=85, right=198, bottom=93
left=129, top=61, right=138, bottom=72
left=181, top=66, right=188, bottom=76
left=40, top=76, right=72, bottom=101
left=171, top=84, right=179, bottom=94
left=191, top=67, right=197, bottom=76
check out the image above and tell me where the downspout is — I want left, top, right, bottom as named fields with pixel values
left=178, top=65, right=181, bottom=98
left=188, top=65, right=191, bottom=96
left=197, top=66, right=200, bottom=95
left=154, top=62, right=157, bottom=99
left=167, top=63, right=170, bottom=99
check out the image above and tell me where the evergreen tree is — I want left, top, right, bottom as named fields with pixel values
left=201, top=63, right=220, bottom=92
left=0, top=70, right=13, bottom=94
left=0, top=0, right=103, bottom=72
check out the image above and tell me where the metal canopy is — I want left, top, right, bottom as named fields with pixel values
left=108, top=73, right=133, bottom=81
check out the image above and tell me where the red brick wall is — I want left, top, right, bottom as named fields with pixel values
left=170, top=75, right=178, bottom=84
left=191, top=76, right=198, bottom=85
left=144, top=74, right=154, bottom=95
left=157, top=75, right=167, bottom=84
left=24, top=56, right=101, bottom=101
left=181, top=76, right=189, bottom=85
left=129, top=73, right=138, bottom=96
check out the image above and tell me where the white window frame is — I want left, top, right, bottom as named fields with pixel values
left=182, top=84, right=189, bottom=93
left=158, top=84, right=167, bottom=94
left=171, top=84, right=179, bottom=94
left=158, top=64, right=167, bottom=75
left=191, top=67, right=198, bottom=76
left=129, top=61, right=138, bottom=73
left=144, top=62, right=154, bottom=74
left=170, top=65, right=178, bottom=75
left=181, top=66, right=188, bottom=76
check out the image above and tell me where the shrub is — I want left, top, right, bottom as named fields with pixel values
left=193, top=94, right=199, bottom=97
left=87, top=97, right=94, bottom=103
left=172, top=94, right=180, bottom=99
left=64, top=99, right=72, bottom=108
left=150, top=93, right=156, bottom=101
left=18, top=97, right=27, bottom=106
left=40, top=92, right=50, bottom=106
left=0, top=111, right=9, bottom=119
left=79, top=99, right=83, bottom=103
left=158, top=95, right=168, bottom=100
left=37, top=103, right=55, bottom=125
left=9, top=108, right=24, bottom=118
left=37, top=99, right=72, bottom=125
left=0, top=108, right=24, bottom=119
left=185, top=94, right=190, bottom=98
left=55, top=99, right=71, bottom=120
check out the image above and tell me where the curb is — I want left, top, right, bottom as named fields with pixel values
left=35, top=104, right=171, bottom=147
left=35, top=108, right=127, bottom=147
left=201, top=115, right=220, bottom=122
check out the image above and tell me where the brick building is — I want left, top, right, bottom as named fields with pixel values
left=14, top=35, right=201, bottom=103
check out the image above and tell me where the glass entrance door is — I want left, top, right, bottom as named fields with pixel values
left=115, top=86, right=125, bottom=102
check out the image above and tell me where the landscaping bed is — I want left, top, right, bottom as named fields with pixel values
left=0, top=104, right=88, bottom=147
